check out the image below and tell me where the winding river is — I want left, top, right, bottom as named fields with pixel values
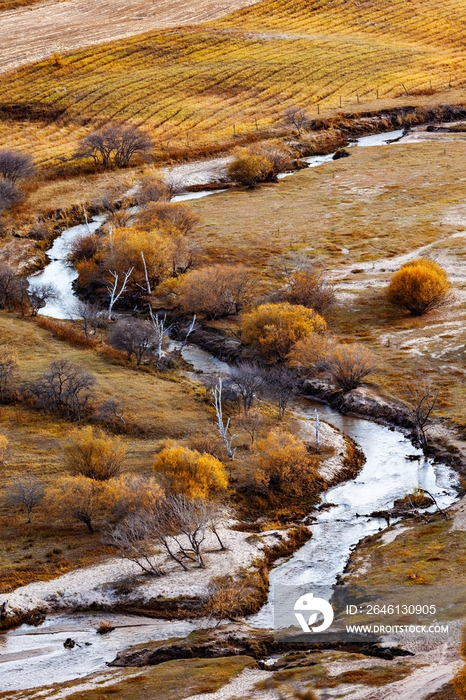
left=4, top=126, right=459, bottom=691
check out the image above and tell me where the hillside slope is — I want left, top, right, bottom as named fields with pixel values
left=1, top=0, right=466, bottom=166
left=0, top=0, right=261, bottom=73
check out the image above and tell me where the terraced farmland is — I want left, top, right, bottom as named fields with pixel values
left=1, top=0, right=466, bottom=165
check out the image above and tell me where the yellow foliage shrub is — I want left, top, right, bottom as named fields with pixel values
left=63, top=426, right=127, bottom=481
left=386, top=258, right=450, bottom=316
left=255, top=429, right=324, bottom=497
left=153, top=442, right=228, bottom=499
left=112, top=473, right=164, bottom=516
left=242, top=302, right=326, bottom=362
left=47, top=475, right=116, bottom=533
left=0, top=434, right=8, bottom=462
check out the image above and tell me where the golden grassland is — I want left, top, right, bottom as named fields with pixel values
left=0, top=312, right=217, bottom=590
left=188, top=137, right=466, bottom=427
left=1, top=0, right=466, bottom=165
left=0, top=312, right=336, bottom=591
left=345, top=517, right=466, bottom=587
left=0, top=656, right=256, bottom=700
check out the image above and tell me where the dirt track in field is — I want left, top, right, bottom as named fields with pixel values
left=0, top=0, right=260, bottom=74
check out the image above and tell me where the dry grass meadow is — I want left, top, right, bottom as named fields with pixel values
left=1, top=0, right=466, bottom=167
left=0, top=313, right=217, bottom=591
left=187, top=133, right=466, bottom=428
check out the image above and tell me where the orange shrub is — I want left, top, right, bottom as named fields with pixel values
left=242, top=302, right=326, bottom=362
left=255, top=429, right=323, bottom=497
left=153, top=442, right=228, bottom=499
left=386, top=258, right=450, bottom=316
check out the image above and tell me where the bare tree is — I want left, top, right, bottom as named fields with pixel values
left=107, top=514, right=164, bottom=577
left=0, top=348, right=18, bottom=403
left=106, top=268, right=133, bottom=319
left=228, top=362, right=264, bottom=415
left=0, top=149, right=35, bottom=182
left=26, top=359, right=96, bottom=420
left=401, top=379, right=439, bottom=455
left=8, top=474, right=45, bottom=523
left=176, top=315, right=197, bottom=356
left=0, top=265, right=29, bottom=312
left=0, top=179, right=22, bottom=212
left=109, top=317, right=158, bottom=364
left=148, top=307, right=173, bottom=361
left=95, top=398, right=125, bottom=428
left=213, top=378, right=236, bottom=459
left=282, top=106, right=312, bottom=137
left=168, top=495, right=209, bottom=568
left=69, top=300, right=105, bottom=338
left=264, top=366, right=300, bottom=419
left=235, top=409, right=266, bottom=446
left=77, top=124, right=153, bottom=169
left=28, top=283, right=60, bottom=316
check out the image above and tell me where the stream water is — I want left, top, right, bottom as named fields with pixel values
left=7, top=125, right=459, bottom=691
left=27, top=128, right=404, bottom=318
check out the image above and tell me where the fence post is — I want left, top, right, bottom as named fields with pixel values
left=317, top=103, right=320, bottom=114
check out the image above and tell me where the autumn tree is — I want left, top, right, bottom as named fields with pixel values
left=255, top=429, right=323, bottom=497
left=77, top=123, right=153, bottom=169
left=0, top=433, right=8, bottom=465
left=153, top=442, right=228, bottom=499
left=113, top=474, right=164, bottom=518
left=47, top=476, right=114, bottom=533
left=242, top=302, right=326, bottom=363
left=7, top=474, right=44, bottom=523
left=64, top=426, right=127, bottom=481
left=287, top=332, right=337, bottom=376
left=386, top=258, right=450, bottom=316
left=134, top=178, right=170, bottom=206
left=104, top=227, right=170, bottom=294
left=26, top=359, right=95, bottom=420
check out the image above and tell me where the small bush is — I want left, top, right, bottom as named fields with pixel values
left=174, top=264, right=255, bottom=319
left=64, top=426, right=127, bottom=481
left=153, top=442, right=228, bottom=499
left=386, top=258, right=450, bottom=316
left=227, top=151, right=275, bottom=187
